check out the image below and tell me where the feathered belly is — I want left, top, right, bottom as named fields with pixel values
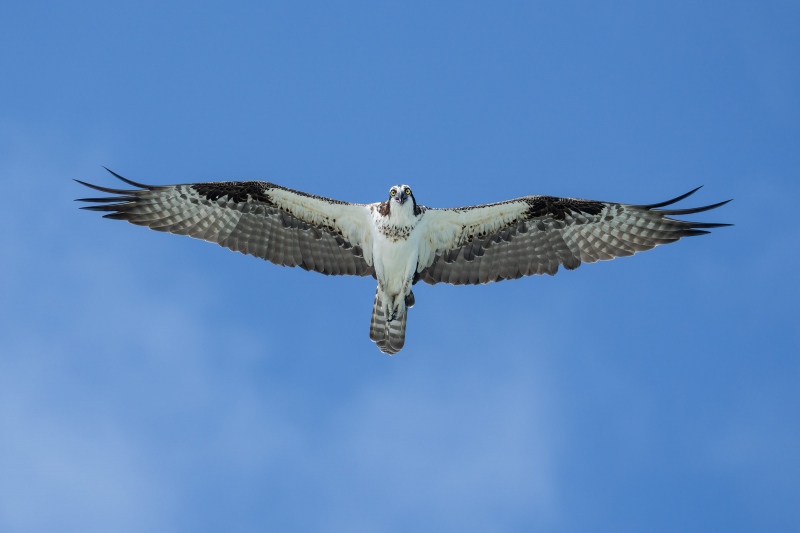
left=373, top=236, right=418, bottom=296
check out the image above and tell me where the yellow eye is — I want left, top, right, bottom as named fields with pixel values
left=405, top=188, right=411, bottom=195
left=390, top=189, right=396, bottom=196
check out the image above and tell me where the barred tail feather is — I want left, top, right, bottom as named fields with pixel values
left=369, top=290, right=407, bottom=355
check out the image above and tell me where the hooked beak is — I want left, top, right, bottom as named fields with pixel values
left=394, top=190, right=407, bottom=205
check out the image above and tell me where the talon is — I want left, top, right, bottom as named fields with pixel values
left=405, top=291, right=415, bottom=308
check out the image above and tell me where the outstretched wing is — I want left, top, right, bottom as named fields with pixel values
left=417, top=187, right=730, bottom=285
left=77, top=168, right=375, bottom=277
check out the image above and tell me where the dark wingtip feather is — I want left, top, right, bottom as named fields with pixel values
left=690, top=222, right=734, bottom=229
left=683, top=229, right=712, bottom=237
left=642, top=186, right=703, bottom=209
left=80, top=204, right=131, bottom=212
left=74, top=179, right=134, bottom=195
left=659, top=198, right=732, bottom=216
left=76, top=196, right=137, bottom=203
left=102, top=167, right=152, bottom=189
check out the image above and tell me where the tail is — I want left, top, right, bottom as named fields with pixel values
left=369, top=290, right=408, bottom=355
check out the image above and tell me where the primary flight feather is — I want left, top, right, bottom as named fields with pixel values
left=77, top=169, right=730, bottom=354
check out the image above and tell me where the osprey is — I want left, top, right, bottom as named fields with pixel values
left=77, top=169, right=730, bottom=354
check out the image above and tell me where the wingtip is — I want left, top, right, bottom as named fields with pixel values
left=75, top=179, right=133, bottom=195
left=690, top=222, right=734, bottom=229
left=684, top=229, right=711, bottom=237
left=642, top=186, right=704, bottom=209
left=101, top=167, right=152, bottom=189
left=659, top=198, right=732, bottom=216
left=101, top=165, right=119, bottom=177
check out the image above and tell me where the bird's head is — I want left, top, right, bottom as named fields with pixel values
left=388, top=185, right=415, bottom=212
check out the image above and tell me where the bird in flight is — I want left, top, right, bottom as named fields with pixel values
left=77, top=169, right=730, bottom=354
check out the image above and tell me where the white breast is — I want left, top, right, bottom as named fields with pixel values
left=370, top=205, right=422, bottom=296
left=373, top=233, right=419, bottom=294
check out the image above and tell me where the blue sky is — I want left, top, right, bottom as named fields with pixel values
left=1, top=1, right=798, bottom=531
